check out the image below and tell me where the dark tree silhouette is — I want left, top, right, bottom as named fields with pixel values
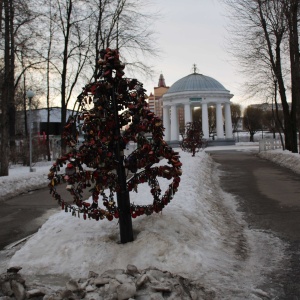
left=243, top=106, right=263, bottom=142
left=180, top=122, right=204, bottom=156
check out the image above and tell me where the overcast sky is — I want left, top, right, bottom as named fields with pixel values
left=142, top=0, right=247, bottom=105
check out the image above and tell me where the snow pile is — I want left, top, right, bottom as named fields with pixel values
left=7, top=150, right=286, bottom=298
left=258, top=149, right=300, bottom=175
left=0, top=163, right=51, bottom=201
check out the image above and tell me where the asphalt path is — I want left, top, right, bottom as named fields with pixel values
left=208, top=149, right=300, bottom=299
left=1, top=171, right=133, bottom=251
left=0, top=185, right=77, bottom=250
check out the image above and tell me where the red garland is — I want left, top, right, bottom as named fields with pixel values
left=48, top=48, right=182, bottom=221
left=180, top=122, right=205, bottom=156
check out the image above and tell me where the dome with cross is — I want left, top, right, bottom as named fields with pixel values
left=165, top=72, right=229, bottom=94
left=162, top=66, right=234, bottom=144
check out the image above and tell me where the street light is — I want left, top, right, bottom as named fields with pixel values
left=26, top=90, right=35, bottom=172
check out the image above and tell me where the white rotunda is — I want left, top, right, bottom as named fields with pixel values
left=162, top=71, right=234, bottom=144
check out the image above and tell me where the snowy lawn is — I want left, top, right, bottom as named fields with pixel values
left=1, top=144, right=300, bottom=298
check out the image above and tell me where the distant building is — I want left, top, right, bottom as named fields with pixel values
left=148, top=74, right=169, bottom=119
left=162, top=70, right=234, bottom=145
left=148, top=74, right=185, bottom=132
left=16, top=107, right=73, bottom=138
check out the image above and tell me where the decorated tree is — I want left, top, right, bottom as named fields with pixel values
left=180, top=122, right=204, bottom=156
left=48, top=48, right=182, bottom=243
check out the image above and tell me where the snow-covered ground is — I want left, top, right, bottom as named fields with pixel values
left=1, top=143, right=300, bottom=299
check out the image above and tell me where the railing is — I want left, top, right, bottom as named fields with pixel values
left=259, top=139, right=283, bottom=152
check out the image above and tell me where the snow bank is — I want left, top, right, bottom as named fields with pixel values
left=8, top=150, right=285, bottom=298
left=258, top=149, right=300, bottom=175
left=0, top=163, right=51, bottom=201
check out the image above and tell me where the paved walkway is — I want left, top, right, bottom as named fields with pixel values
left=208, top=149, right=300, bottom=299
left=0, top=186, right=70, bottom=250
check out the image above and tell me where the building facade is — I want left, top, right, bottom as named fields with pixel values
left=162, top=71, right=234, bottom=144
left=148, top=74, right=185, bottom=131
left=15, top=107, right=73, bottom=138
left=148, top=74, right=169, bottom=119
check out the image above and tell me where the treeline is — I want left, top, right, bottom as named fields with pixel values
left=0, top=0, right=157, bottom=176
left=223, top=0, right=300, bottom=153
left=193, top=103, right=285, bottom=143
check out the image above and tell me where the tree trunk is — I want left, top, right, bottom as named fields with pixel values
left=8, top=0, right=15, bottom=150
left=285, top=0, right=300, bottom=153
left=273, top=81, right=285, bottom=150
left=0, top=0, right=3, bottom=32
left=0, top=83, right=10, bottom=176
left=60, top=0, right=72, bottom=154
left=46, top=2, right=53, bottom=162
left=0, top=0, right=14, bottom=176
left=250, top=133, right=254, bottom=142
left=257, top=0, right=295, bottom=152
left=93, top=0, right=102, bottom=81
left=46, top=64, right=51, bottom=161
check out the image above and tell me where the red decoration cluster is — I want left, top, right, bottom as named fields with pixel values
left=48, top=48, right=182, bottom=221
left=180, top=122, right=204, bottom=156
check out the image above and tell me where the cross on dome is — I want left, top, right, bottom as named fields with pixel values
left=192, top=64, right=198, bottom=74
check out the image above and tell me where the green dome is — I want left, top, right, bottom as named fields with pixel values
left=166, top=73, right=228, bottom=94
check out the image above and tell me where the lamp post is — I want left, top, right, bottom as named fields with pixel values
left=26, top=90, right=35, bottom=172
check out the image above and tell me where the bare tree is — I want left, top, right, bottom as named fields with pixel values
left=243, top=106, right=263, bottom=142
left=223, top=0, right=298, bottom=152
left=263, top=110, right=283, bottom=138
left=44, top=0, right=55, bottom=161
left=192, top=106, right=217, bottom=138
left=282, top=0, right=300, bottom=152
left=208, top=106, right=216, bottom=138
left=230, top=103, right=242, bottom=134
left=0, top=0, right=47, bottom=175
left=46, top=0, right=92, bottom=151
left=1, top=0, right=15, bottom=176
left=1, top=0, right=161, bottom=170
left=273, top=79, right=285, bottom=148
left=89, top=0, right=158, bottom=81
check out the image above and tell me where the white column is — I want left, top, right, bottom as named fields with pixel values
left=224, top=102, right=233, bottom=139
left=163, top=106, right=170, bottom=141
left=216, top=103, right=224, bottom=139
left=184, top=103, right=192, bottom=124
left=201, top=103, right=209, bottom=139
left=171, top=105, right=179, bottom=141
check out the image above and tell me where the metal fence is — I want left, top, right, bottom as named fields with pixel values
left=259, top=139, right=283, bottom=152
